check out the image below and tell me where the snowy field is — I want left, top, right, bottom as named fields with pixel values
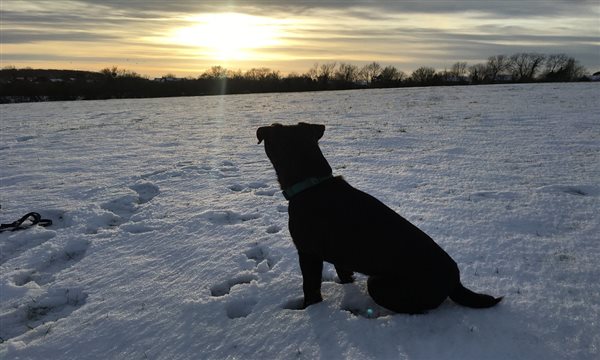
left=0, top=83, right=598, bottom=359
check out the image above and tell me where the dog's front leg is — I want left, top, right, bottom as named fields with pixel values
left=298, top=251, right=323, bottom=308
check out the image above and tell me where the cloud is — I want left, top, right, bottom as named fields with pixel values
left=0, top=29, right=120, bottom=44
left=74, top=0, right=599, bottom=18
left=2, top=0, right=598, bottom=74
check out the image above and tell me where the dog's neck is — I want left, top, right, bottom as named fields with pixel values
left=282, top=174, right=334, bottom=200
left=272, top=149, right=332, bottom=190
left=275, top=162, right=332, bottom=190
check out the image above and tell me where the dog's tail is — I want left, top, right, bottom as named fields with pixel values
left=449, top=282, right=503, bottom=309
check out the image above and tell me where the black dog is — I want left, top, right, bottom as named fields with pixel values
left=257, top=123, right=502, bottom=314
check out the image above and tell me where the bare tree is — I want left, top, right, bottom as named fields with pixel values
left=509, top=53, right=546, bottom=81
left=266, top=70, right=282, bottom=81
left=562, top=58, right=586, bottom=80
left=227, top=69, right=243, bottom=80
left=245, top=67, right=274, bottom=81
left=306, top=63, right=319, bottom=81
left=410, top=66, right=436, bottom=84
left=100, top=66, right=142, bottom=79
left=318, top=62, right=337, bottom=84
left=543, top=55, right=586, bottom=81
left=485, top=55, right=510, bottom=82
left=359, top=62, right=382, bottom=84
left=100, top=66, right=119, bottom=79
left=201, top=66, right=228, bottom=79
left=468, top=63, right=487, bottom=83
left=544, top=54, right=570, bottom=74
left=374, top=65, right=406, bottom=86
left=450, top=62, right=468, bottom=79
left=304, top=62, right=336, bottom=83
left=335, top=63, right=359, bottom=83
left=384, top=65, right=406, bottom=81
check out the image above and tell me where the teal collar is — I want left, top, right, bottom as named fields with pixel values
left=282, top=175, right=333, bottom=200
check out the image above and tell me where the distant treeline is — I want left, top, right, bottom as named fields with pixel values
left=1, top=53, right=596, bottom=103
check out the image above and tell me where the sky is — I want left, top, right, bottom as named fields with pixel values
left=1, top=0, right=599, bottom=77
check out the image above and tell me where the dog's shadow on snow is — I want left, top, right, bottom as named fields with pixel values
left=287, top=286, right=555, bottom=359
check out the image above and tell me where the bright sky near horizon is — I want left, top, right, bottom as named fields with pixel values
left=1, top=0, right=599, bottom=77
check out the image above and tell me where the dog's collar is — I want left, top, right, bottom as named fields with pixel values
left=282, top=175, right=333, bottom=200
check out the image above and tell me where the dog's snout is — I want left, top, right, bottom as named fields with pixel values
left=257, top=127, right=269, bottom=144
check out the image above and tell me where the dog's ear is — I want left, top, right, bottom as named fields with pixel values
left=311, top=124, right=326, bottom=140
left=298, top=123, right=325, bottom=140
left=314, top=125, right=325, bottom=140
left=256, top=126, right=269, bottom=144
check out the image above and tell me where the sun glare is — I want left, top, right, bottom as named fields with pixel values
left=170, top=13, right=284, bottom=61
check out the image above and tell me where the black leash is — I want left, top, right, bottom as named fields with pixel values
left=0, top=212, right=52, bottom=233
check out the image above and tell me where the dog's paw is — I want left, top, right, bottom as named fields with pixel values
left=282, top=296, right=323, bottom=310
left=335, top=267, right=355, bottom=284
left=303, top=296, right=323, bottom=309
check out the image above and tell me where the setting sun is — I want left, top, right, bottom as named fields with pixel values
left=1, top=1, right=597, bottom=77
left=170, top=13, right=285, bottom=61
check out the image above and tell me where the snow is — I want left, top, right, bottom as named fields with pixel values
left=0, top=83, right=598, bottom=359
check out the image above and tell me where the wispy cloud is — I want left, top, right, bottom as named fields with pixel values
left=2, top=0, right=598, bottom=76
left=1, top=29, right=120, bottom=44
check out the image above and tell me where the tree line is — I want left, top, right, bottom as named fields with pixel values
left=0, top=52, right=593, bottom=103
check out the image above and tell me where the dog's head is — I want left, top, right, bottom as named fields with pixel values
left=257, top=123, right=331, bottom=188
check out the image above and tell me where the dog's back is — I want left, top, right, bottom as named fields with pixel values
left=288, top=176, right=457, bottom=277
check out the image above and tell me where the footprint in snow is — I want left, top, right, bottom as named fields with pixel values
left=228, top=186, right=278, bottom=197
left=209, top=244, right=279, bottom=319
left=0, top=229, right=56, bottom=266
left=100, top=194, right=139, bottom=221
left=200, top=210, right=261, bottom=225
left=245, top=244, right=278, bottom=272
left=139, top=162, right=210, bottom=181
left=97, top=181, right=159, bottom=232
left=537, top=184, right=599, bottom=197
left=225, top=297, right=258, bottom=319
left=16, top=135, right=38, bottom=142
left=217, top=160, right=240, bottom=178
left=210, top=273, right=258, bottom=297
left=467, top=191, right=518, bottom=202
left=0, top=287, right=88, bottom=342
left=129, top=182, right=160, bottom=204
left=228, top=184, right=245, bottom=192
left=140, top=168, right=170, bottom=180
left=1, top=218, right=89, bottom=342
left=207, top=237, right=284, bottom=323
left=265, top=225, right=281, bottom=234
left=255, top=188, right=278, bottom=197
left=11, top=239, right=89, bottom=287
left=228, top=181, right=276, bottom=196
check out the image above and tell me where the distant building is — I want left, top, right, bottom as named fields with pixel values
left=591, top=71, right=600, bottom=81
left=445, top=75, right=469, bottom=83
left=153, top=76, right=184, bottom=82
left=495, top=74, right=513, bottom=82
